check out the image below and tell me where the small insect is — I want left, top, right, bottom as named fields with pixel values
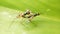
left=16, top=9, right=40, bottom=21
left=9, top=9, right=40, bottom=28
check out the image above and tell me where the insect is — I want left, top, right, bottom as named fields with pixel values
left=16, top=9, right=40, bottom=21
left=8, top=9, right=40, bottom=28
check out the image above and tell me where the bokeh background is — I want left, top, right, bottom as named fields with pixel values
left=0, top=0, right=60, bottom=34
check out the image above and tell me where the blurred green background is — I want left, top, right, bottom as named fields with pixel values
left=0, top=0, right=60, bottom=34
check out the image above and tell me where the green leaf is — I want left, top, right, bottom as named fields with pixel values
left=0, top=0, right=60, bottom=34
